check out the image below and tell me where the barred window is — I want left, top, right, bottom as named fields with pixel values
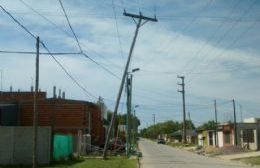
left=243, top=129, right=254, bottom=143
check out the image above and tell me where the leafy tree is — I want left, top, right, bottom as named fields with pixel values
left=197, top=120, right=217, bottom=131
left=139, top=119, right=196, bottom=139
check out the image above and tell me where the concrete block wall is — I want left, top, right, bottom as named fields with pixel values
left=0, top=126, right=51, bottom=165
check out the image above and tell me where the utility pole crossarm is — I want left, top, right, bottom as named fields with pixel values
left=123, top=10, right=158, bottom=22
left=102, top=10, right=158, bottom=159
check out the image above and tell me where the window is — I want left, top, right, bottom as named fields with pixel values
left=224, top=131, right=231, bottom=144
left=243, top=129, right=254, bottom=143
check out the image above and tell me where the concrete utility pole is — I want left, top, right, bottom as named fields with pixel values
left=102, top=10, right=157, bottom=159
left=214, top=100, right=218, bottom=147
left=178, top=75, right=187, bottom=144
left=33, top=36, right=40, bottom=168
left=126, top=75, right=131, bottom=156
left=153, top=114, right=156, bottom=139
left=232, top=99, right=238, bottom=146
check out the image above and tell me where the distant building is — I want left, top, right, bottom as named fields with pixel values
left=169, top=129, right=197, bottom=144
left=217, top=120, right=260, bottom=150
left=197, top=130, right=217, bottom=147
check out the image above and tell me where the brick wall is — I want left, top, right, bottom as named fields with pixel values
left=19, top=98, right=104, bottom=145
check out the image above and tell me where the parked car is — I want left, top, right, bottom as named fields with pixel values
left=157, top=138, right=166, bottom=144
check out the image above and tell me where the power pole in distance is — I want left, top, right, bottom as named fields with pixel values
left=178, top=75, right=187, bottom=144
left=232, top=99, right=238, bottom=146
left=214, top=100, right=218, bottom=147
left=33, top=36, right=40, bottom=168
left=153, top=114, right=156, bottom=139
left=102, top=11, right=157, bottom=159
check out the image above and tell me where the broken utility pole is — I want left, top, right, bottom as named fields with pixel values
left=33, top=36, right=40, bottom=168
left=178, top=75, right=187, bottom=144
left=102, top=10, right=157, bottom=159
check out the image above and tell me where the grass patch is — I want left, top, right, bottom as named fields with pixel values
left=0, top=157, right=137, bottom=168
left=235, top=156, right=260, bottom=166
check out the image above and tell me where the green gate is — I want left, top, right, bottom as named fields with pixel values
left=53, top=134, right=73, bottom=160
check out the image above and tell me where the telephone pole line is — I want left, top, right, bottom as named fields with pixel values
left=33, top=36, right=40, bottom=168
left=214, top=100, right=218, bottom=147
left=126, top=75, right=131, bottom=156
left=232, top=99, right=238, bottom=146
left=102, top=11, right=157, bottom=159
left=177, top=75, right=187, bottom=144
left=153, top=114, right=156, bottom=139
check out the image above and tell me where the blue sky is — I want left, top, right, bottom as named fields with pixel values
left=0, top=0, right=260, bottom=129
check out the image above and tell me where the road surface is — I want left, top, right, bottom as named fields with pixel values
left=139, top=138, right=252, bottom=168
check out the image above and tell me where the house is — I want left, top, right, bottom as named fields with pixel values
left=217, top=118, right=260, bottom=150
left=169, top=129, right=197, bottom=144
left=197, top=130, right=217, bottom=147
left=0, top=89, right=106, bottom=146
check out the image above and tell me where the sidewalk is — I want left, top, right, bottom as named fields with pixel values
left=217, top=151, right=260, bottom=160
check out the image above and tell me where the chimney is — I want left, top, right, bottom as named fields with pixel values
left=58, top=89, right=61, bottom=98
left=18, top=89, right=20, bottom=92
left=31, top=86, right=34, bottom=92
left=10, top=85, right=12, bottom=92
left=62, top=91, right=65, bottom=99
left=53, top=86, right=57, bottom=98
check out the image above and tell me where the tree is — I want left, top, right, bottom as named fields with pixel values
left=197, top=120, right=217, bottom=131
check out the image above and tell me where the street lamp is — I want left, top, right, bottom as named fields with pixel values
left=126, top=68, right=140, bottom=153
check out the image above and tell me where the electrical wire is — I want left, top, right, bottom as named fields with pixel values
left=185, top=0, right=258, bottom=78
left=58, top=0, right=83, bottom=53
left=0, top=5, right=97, bottom=100
left=0, top=50, right=80, bottom=55
left=111, top=0, right=124, bottom=61
left=58, top=0, right=121, bottom=79
left=18, top=0, right=124, bottom=73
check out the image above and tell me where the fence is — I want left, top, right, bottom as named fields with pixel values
left=0, top=126, right=51, bottom=165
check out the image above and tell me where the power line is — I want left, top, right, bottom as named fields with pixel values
left=0, top=50, right=80, bottom=55
left=185, top=0, right=257, bottom=78
left=0, top=5, right=36, bottom=39
left=41, top=42, right=97, bottom=99
left=181, top=0, right=242, bottom=75
left=18, top=0, right=124, bottom=73
left=18, top=0, right=71, bottom=36
left=81, top=53, right=120, bottom=79
left=57, top=0, right=121, bottom=79
left=0, top=5, right=97, bottom=100
left=58, top=0, right=83, bottom=52
left=111, top=0, right=124, bottom=61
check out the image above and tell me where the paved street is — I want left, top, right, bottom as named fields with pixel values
left=139, top=139, right=252, bottom=168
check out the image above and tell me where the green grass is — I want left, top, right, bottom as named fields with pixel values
left=235, top=156, right=260, bottom=166
left=0, top=157, right=137, bottom=168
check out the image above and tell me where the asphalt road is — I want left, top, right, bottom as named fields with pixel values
left=139, top=138, right=252, bottom=168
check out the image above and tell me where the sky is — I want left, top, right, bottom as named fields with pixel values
left=0, top=0, right=260, bottom=129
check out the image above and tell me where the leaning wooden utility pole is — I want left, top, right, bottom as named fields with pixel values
left=102, top=11, right=157, bottom=159
left=177, top=75, right=187, bottom=144
left=33, top=36, right=40, bottom=168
